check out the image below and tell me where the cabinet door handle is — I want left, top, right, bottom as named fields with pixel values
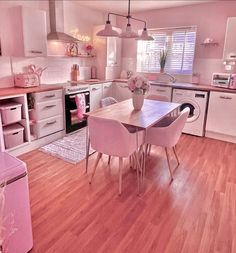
left=45, top=120, right=56, bottom=126
left=118, top=85, right=128, bottom=88
left=219, top=96, right=232, bottom=100
left=45, top=105, right=56, bottom=109
left=30, top=50, right=43, bottom=54
left=155, top=89, right=166, bottom=92
left=91, top=87, right=100, bottom=91
left=45, top=94, right=56, bottom=98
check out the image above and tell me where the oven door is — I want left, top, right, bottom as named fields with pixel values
left=65, top=91, right=90, bottom=133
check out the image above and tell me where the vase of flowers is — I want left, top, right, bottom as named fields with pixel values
left=128, top=74, right=150, bottom=110
left=159, top=49, right=168, bottom=73
left=85, top=44, right=93, bottom=56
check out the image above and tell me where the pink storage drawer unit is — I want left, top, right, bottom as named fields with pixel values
left=3, top=124, right=24, bottom=149
left=0, top=152, right=33, bottom=253
left=0, top=102, right=22, bottom=125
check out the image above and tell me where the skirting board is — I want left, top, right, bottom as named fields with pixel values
left=9, top=130, right=65, bottom=157
left=205, top=131, right=236, bottom=144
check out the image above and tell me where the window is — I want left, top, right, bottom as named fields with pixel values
left=137, top=27, right=197, bottom=74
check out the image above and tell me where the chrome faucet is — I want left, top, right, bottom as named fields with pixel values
left=164, top=72, right=177, bottom=83
left=156, top=72, right=176, bottom=83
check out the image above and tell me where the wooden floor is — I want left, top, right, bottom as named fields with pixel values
left=19, top=134, right=236, bottom=253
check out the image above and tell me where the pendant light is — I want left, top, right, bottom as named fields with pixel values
left=96, top=0, right=154, bottom=41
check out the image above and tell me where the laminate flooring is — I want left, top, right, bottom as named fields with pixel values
left=19, top=134, right=236, bottom=253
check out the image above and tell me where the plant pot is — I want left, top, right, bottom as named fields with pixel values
left=132, top=91, right=144, bottom=110
left=160, top=68, right=165, bottom=73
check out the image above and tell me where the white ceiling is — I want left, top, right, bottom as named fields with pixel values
left=76, top=0, right=215, bottom=14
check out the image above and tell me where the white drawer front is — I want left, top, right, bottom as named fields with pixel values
left=36, top=115, right=64, bottom=138
left=35, top=99, right=63, bottom=120
left=34, top=89, right=62, bottom=102
left=150, top=85, right=172, bottom=101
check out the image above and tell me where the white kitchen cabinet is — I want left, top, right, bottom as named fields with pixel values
left=113, top=82, right=132, bottom=102
left=0, top=6, right=47, bottom=57
left=102, top=82, right=113, bottom=98
left=0, top=94, right=30, bottom=152
left=30, top=90, right=64, bottom=139
left=93, top=26, right=122, bottom=79
left=206, top=91, right=236, bottom=142
left=90, top=84, right=103, bottom=111
left=107, top=36, right=122, bottom=67
left=223, top=17, right=236, bottom=60
left=149, top=85, right=172, bottom=101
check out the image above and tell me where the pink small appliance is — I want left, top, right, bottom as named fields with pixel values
left=14, top=73, right=40, bottom=88
left=229, top=74, right=236, bottom=89
left=0, top=152, right=33, bottom=253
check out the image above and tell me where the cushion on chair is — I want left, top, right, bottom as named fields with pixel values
left=100, top=97, right=118, bottom=107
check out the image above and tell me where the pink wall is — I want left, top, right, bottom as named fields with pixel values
left=117, top=1, right=236, bottom=84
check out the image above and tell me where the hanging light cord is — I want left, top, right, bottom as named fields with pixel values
left=106, top=0, right=147, bottom=29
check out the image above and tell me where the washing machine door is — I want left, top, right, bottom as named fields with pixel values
left=178, top=99, right=200, bottom=123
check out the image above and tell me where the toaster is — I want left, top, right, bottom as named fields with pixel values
left=14, top=73, right=40, bottom=88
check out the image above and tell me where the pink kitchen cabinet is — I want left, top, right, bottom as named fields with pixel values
left=0, top=6, right=47, bottom=57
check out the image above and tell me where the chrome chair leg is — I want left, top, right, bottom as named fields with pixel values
left=85, top=137, right=90, bottom=173
left=89, top=152, right=102, bottom=184
left=118, top=157, right=123, bottom=195
left=108, top=155, right=111, bottom=165
left=173, top=146, right=180, bottom=166
left=164, top=147, right=173, bottom=181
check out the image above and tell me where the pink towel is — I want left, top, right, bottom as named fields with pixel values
left=75, top=94, right=86, bottom=119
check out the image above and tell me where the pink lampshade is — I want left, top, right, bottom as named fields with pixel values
left=96, top=21, right=120, bottom=37
left=137, top=28, right=154, bottom=41
left=119, top=24, right=139, bottom=39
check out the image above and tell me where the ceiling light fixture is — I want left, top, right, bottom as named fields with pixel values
left=96, top=0, right=154, bottom=41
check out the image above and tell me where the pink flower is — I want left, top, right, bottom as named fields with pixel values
left=128, top=74, right=150, bottom=94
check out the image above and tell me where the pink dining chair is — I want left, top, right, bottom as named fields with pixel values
left=87, top=116, right=144, bottom=195
left=145, top=108, right=190, bottom=180
left=100, top=96, right=118, bottom=164
left=146, top=94, right=169, bottom=102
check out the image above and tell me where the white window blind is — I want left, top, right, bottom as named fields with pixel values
left=137, top=27, right=197, bottom=74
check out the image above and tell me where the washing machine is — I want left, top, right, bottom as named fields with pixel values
left=172, top=89, right=208, bottom=136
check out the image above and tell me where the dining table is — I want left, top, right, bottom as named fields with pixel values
left=84, top=98, right=181, bottom=191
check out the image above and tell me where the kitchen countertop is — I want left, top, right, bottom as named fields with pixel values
left=150, top=81, right=236, bottom=93
left=1, top=80, right=236, bottom=97
left=0, top=84, right=63, bottom=97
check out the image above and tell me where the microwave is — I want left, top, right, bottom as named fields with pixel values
left=212, top=73, right=236, bottom=89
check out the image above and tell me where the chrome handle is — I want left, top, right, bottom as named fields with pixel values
left=69, top=92, right=89, bottom=99
left=30, top=50, right=43, bottom=54
left=44, top=105, right=56, bottom=109
left=45, top=94, right=55, bottom=98
left=91, top=87, right=100, bottom=91
left=155, top=89, right=165, bottom=92
left=219, top=96, right=232, bottom=100
left=45, top=120, right=56, bottom=126
left=118, top=85, right=128, bottom=88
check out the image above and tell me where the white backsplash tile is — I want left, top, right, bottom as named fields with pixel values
left=0, top=57, right=14, bottom=88
left=0, top=56, right=94, bottom=88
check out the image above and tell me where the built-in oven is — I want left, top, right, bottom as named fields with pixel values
left=64, top=85, right=90, bottom=134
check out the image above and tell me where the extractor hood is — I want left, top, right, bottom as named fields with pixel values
left=47, top=0, right=79, bottom=43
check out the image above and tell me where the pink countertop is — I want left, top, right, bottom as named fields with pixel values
left=150, top=82, right=236, bottom=93
left=0, top=84, right=63, bottom=97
